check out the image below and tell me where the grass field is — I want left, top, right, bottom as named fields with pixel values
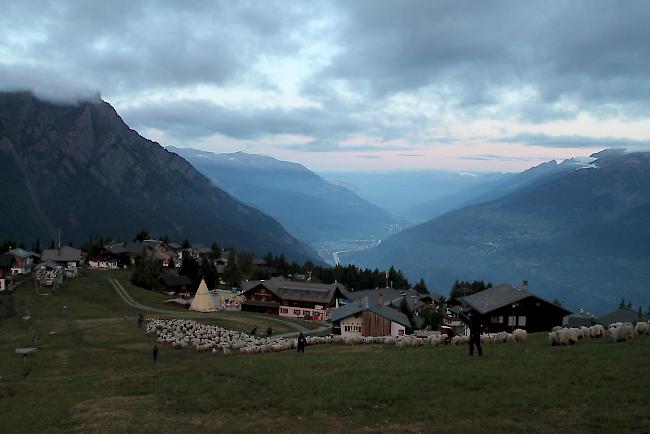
left=1, top=270, right=650, bottom=433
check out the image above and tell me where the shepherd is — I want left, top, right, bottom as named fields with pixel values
left=459, top=309, right=483, bottom=356
left=297, top=332, right=306, bottom=353
left=153, top=344, right=159, bottom=363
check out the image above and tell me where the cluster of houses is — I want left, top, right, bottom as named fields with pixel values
left=236, top=277, right=573, bottom=338
left=0, top=246, right=83, bottom=292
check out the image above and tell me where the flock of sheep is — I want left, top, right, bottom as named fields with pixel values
left=146, top=318, right=650, bottom=356
left=548, top=321, right=650, bottom=346
left=145, top=319, right=530, bottom=356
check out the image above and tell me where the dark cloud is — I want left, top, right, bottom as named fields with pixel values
left=316, top=0, right=650, bottom=120
left=122, top=99, right=364, bottom=141
left=0, top=1, right=317, bottom=100
left=497, top=133, right=650, bottom=150
left=1, top=1, right=648, bottom=154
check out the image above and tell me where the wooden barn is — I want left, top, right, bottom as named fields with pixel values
left=330, top=297, right=411, bottom=337
left=459, top=283, right=571, bottom=333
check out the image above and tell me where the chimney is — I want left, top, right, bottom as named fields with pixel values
left=522, top=280, right=528, bottom=291
left=378, top=293, right=384, bottom=305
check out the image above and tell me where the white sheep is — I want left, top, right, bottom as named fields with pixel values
left=635, top=321, right=648, bottom=336
left=512, top=328, right=527, bottom=343
left=590, top=324, right=604, bottom=338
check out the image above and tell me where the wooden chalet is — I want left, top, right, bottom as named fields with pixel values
left=240, top=277, right=348, bottom=321
left=459, top=283, right=571, bottom=333
left=330, top=297, right=411, bottom=337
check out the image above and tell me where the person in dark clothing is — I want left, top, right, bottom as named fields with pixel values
left=250, top=325, right=257, bottom=336
left=297, top=332, right=306, bottom=353
left=266, top=326, right=273, bottom=337
left=137, top=313, right=144, bottom=328
left=153, top=344, right=159, bottom=363
left=460, top=309, right=483, bottom=356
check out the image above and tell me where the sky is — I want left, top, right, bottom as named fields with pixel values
left=1, top=1, right=650, bottom=172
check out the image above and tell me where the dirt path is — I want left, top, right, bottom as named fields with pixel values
left=107, top=278, right=330, bottom=337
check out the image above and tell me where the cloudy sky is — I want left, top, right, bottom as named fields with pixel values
left=2, top=1, right=650, bottom=171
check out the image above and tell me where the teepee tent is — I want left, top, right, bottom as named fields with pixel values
left=189, top=279, right=218, bottom=312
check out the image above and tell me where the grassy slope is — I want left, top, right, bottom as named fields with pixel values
left=0, top=271, right=649, bottom=433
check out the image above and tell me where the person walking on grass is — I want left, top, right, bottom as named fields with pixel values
left=250, top=325, right=257, bottom=337
left=153, top=344, right=159, bottom=363
left=267, top=326, right=273, bottom=337
left=137, top=313, right=144, bottom=328
left=297, top=332, right=306, bottom=353
left=460, top=309, right=483, bottom=356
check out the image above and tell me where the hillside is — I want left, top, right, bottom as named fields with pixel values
left=0, top=92, right=318, bottom=263
left=346, top=149, right=650, bottom=313
left=168, top=147, right=398, bottom=244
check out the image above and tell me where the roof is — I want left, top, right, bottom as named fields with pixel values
left=330, top=297, right=411, bottom=328
left=165, top=298, right=192, bottom=306
left=35, top=261, right=61, bottom=270
left=596, top=307, right=649, bottom=325
left=241, top=277, right=346, bottom=305
left=41, top=246, right=82, bottom=262
left=345, top=287, right=426, bottom=312
left=105, top=242, right=145, bottom=255
left=563, top=313, right=595, bottom=328
left=160, top=275, right=193, bottom=287
left=8, top=248, right=40, bottom=259
left=459, top=283, right=571, bottom=315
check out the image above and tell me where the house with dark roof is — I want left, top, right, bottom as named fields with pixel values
left=240, top=276, right=347, bottom=321
left=7, top=248, right=40, bottom=274
left=330, top=296, right=411, bottom=337
left=596, top=306, right=649, bottom=326
left=459, top=283, right=571, bottom=333
left=159, top=275, right=194, bottom=294
left=104, top=242, right=146, bottom=266
left=41, top=246, right=82, bottom=267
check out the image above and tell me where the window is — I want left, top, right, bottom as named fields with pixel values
left=508, top=316, right=517, bottom=326
left=518, top=316, right=527, bottom=326
left=294, top=309, right=301, bottom=315
left=491, top=316, right=499, bottom=324
left=499, top=316, right=504, bottom=324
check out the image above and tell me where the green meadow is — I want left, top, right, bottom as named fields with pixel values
left=1, top=270, right=649, bottom=433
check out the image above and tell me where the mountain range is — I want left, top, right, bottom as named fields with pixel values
left=168, top=147, right=398, bottom=244
left=0, top=92, right=318, bottom=263
left=345, top=149, right=650, bottom=313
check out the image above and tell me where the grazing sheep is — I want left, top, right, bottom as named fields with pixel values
left=590, top=324, right=605, bottom=338
left=608, top=322, right=634, bottom=342
left=548, top=330, right=561, bottom=346
left=635, top=321, right=648, bottom=336
left=513, top=329, right=527, bottom=343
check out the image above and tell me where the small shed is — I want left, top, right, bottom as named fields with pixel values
left=330, top=297, right=411, bottom=337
